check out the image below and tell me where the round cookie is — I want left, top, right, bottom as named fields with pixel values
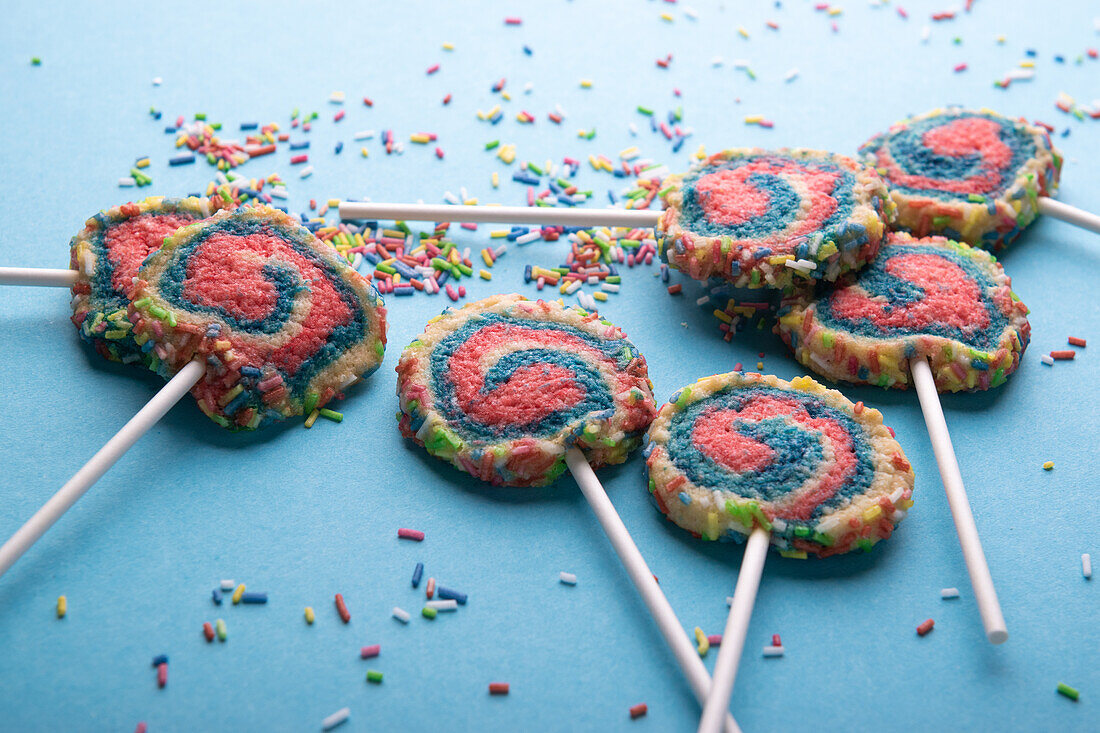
left=397, top=294, right=657, bottom=487
left=775, top=233, right=1030, bottom=392
left=646, top=372, right=914, bottom=557
left=657, top=148, right=894, bottom=290
left=69, top=196, right=213, bottom=365
left=130, top=205, right=387, bottom=430
left=859, top=107, right=1062, bottom=251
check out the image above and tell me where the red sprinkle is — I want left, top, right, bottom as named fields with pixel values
left=426, top=577, right=436, bottom=599
left=1051, top=350, right=1076, bottom=360
left=442, top=93, right=452, bottom=105
left=290, top=154, right=308, bottom=165
left=917, top=618, right=935, bottom=636
left=398, top=528, right=425, bottom=541
left=771, top=634, right=782, bottom=646
left=203, top=622, right=215, bottom=642
left=667, top=284, right=682, bottom=295
left=630, top=703, right=648, bottom=719
left=156, top=662, right=168, bottom=688
left=360, top=644, right=381, bottom=659
left=1068, top=337, right=1087, bottom=347
left=335, top=593, right=351, bottom=623
left=489, top=682, right=510, bottom=695
left=135, top=724, right=147, bottom=733
left=362, top=97, right=374, bottom=107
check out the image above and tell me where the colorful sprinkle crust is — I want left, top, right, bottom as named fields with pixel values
left=69, top=197, right=213, bottom=365
left=645, top=372, right=914, bottom=558
left=859, top=107, right=1062, bottom=251
left=130, top=205, right=387, bottom=430
left=396, top=293, right=657, bottom=487
left=657, top=148, right=893, bottom=290
left=776, top=233, right=1030, bottom=392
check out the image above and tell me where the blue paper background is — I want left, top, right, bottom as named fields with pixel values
left=1, top=1, right=1097, bottom=730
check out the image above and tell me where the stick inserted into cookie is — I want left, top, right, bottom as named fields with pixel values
left=777, top=232, right=1025, bottom=645
left=644, top=372, right=914, bottom=733
left=0, top=205, right=387, bottom=579
left=397, top=293, right=740, bottom=733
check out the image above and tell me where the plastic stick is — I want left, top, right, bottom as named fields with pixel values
left=565, top=448, right=741, bottom=733
left=0, top=359, right=205, bottom=579
left=1038, top=197, right=1100, bottom=236
left=0, top=267, right=79, bottom=288
left=339, top=201, right=661, bottom=228
left=909, top=356, right=1008, bottom=644
left=697, top=527, right=769, bottom=733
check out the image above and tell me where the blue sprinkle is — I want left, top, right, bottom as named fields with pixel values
left=240, top=122, right=259, bottom=130
left=679, top=492, right=692, bottom=505
left=437, top=587, right=467, bottom=605
left=211, top=589, right=222, bottom=605
left=240, top=592, right=268, bottom=604
left=169, top=154, right=195, bottom=166
left=411, top=562, right=424, bottom=588
left=523, top=45, right=533, bottom=55
left=335, top=141, right=344, bottom=154
left=151, top=655, right=168, bottom=667
left=289, top=141, right=310, bottom=150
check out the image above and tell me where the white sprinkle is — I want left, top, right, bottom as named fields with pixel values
left=515, top=231, right=541, bottom=245
left=152, top=77, right=162, bottom=86
left=763, top=645, right=785, bottom=657
left=628, top=122, right=638, bottom=136
left=493, top=244, right=508, bottom=258
left=1084, top=554, right=1093, bottom=579
left=1041, top=354, right=1054, bottom=366
left=269, top=187, right=289, bottom=200
left=726, top=596, right=735, bottom=606
left=353, top=129, right=375, bottom=141
left=560, top=572, right=578, bottom=586
left=732, top=59, right=750, bottom=69
left=696, top=295, right=710, bottom=306
left=299, top=165, right=314, bottom=179
left=684, top=6, right=698, bottom=20
left=941, top=587, right=960, bottom=599
left=329, top=91, right=346, bottom=104
left=220, top=580, right=235, bottom=590
left=118, top=177, right=136, bottom=187
left=392, top=607, right=411, bottom=623
left=555, top=104, right=567, bottom=118
left=524, top=82, right=534, bottom=94
left=920, top=25, right=931, bottom=42
left=564, top=279, right=582, bottom=295
left=426, top=599, right=459, bottom=611
left=711, top=56, right=725, bottom=67
left=322, top=707, right=350, bottom=730
left=443, top=191, right=460, bottom=204
left=784, top=68, right=799, bottom=82
left=601, top=283, right=620, bottom=293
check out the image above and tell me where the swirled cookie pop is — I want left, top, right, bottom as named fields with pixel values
left=658, top=148, right=893, bottom=290
left=859, top=107, right=1061, bottom=251
left=131, top=205, right=387, bottom=430
left=397, top=294, right=655, bottom=487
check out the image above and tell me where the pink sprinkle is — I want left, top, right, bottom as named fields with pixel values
left=398, top=528, right=425, bottom=541
left=156, top=662, right=168, bottom=688
left=360, top=644, right=381, bottom=659
left=290, top=154, right=308, bottom=165
left=897, top=6, right=908, bottom=18
left=954, top=63, right=968, bottom=73
left=772, top=634, right=782, bottom=646
left=707, top=634, right=723, bottom=645
left=504, top=17, right=522, bottom=25
left=427, top=63, right=440, bottom=75
left=135, top=724, right=147, bottom=733
left=334, top=110, right=345, bottom=122
left=435, top=147, right=445, bottom=159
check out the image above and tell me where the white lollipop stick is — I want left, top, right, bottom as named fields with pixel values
left=339, top=201, right=661, bottom=228
left=565, top=448, right=741, bottom=733
left=0, top=267, right=78, bottom=288
left=909, top=356, right=1008, bottom=644
left=1037, top=197, right=1100, bottom=236
left=697, top=527, right=769, bottom=733
left=0, top=359, right=205, bottom=579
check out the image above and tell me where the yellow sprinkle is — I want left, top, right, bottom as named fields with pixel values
left=136, top=158, right=151, bottom=169
left=713, top=309, right=732, bottom=324
left=304, top=607, right=315, bottom=624
left=694, top=627, right=710, bottom=656
left=757, top=361, right=764, bottom=370
left=706, top=512, right=719, bottom=540
left=694, top=144, right=707, bottom=160
left=863, top=505, right=884, bottom=522
left=995, top=35, right=1005, bottom=44
left=738, top=26, right=749, bottom=38
left=479, top=269, right=492, bottom=280
left=619, top=146, right=639, bottom=160
left=57, top=596, right=67, bottom=618
left=588, top=155, right=600, bottom=170
left=779, top=549, right=808, bottom=559
left=502, top=91, right=511, bottom=101
left=579, top=79, right=593, bottom=88
left=1019, top=60, right=1035, bottom=68
left=828, top=6, right=842, bottom=16
left=744, top=115, right=763, bottom=124
left=660, top=12, right=673, bottom=22
left=410, top=133, right=431, bottom=144
left=487, top=104, right=501, bottom=118
left=491, top=171, right=499, bottom=187
left=304, top=409, right=320, bottom=429
left=593, top=292, right=608, bottom=302
left=1043, top=461, right=1054, bottom=470
left=490, top=230, right=509, bottom=239
left=442, top=42, right=454, bottom=51
left=232, top=584, right=246, bottom=604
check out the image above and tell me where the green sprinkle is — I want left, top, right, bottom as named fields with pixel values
left=793, top=526, right=812, bottom=538
left=132, top=297, right=152, bottom=309
left=303, top=392, right=320, bottom=415
left=147, top=305, right=167, bottom=320
left=422, top=606, right=437, bottom=619
left=674, top=388, right=692, bottom=408
left=485, top=140, right=500, bottom=150
left=932, top=215, right=953, bottom=229
left=194, top=113, right=207, bottom=121
left=967, top=194, right=986, bottom=203
left=31, top=57, right=41, bottom=66
left=1057, top=683, right=1079, bottom=701
left=527, top=161, right=544, bottom=176
left=318, top=408, right=343, bottom=423
left=636, top=106, right=654, bottom=116
left=215, top=618, right=227, bottom=641
left=366, top=670, right=384, bottom=684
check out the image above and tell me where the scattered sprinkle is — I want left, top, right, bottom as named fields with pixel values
left=1057, top=682, right=1080, bottom=702
left=630, top=703, right=648, bottom=719
left=366, top=670, right=384, bottom=684
left=941, top=588, right=960, bottom=599
left=763, top=645, right=785, bottom=657
left=304, top=607, right=315, bottom=624
left=1068, top=337, right=1087, bottom=347
left=1043, top=461, right=1055, bottom=471
left=489, top=682, right=510, bottom=695
left=917, top=618, right=935, bottom=636
left=559, top=571, right=578, bottom=585
left=322, top=707, right=351, bottom=730
left=335, top=593, right=351, bottom=623
left=56, top=595, right=66, bottom=618
left=398, top=528, right=425, bottom=541
left=361, top=644, right=381, bottom=659
left=392, top=606, right=411, bottom=624
left=1083, top=554, right=1093, bottom=579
